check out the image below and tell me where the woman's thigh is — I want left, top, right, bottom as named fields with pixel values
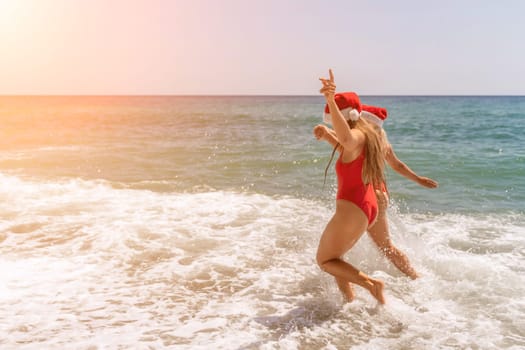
left=317, top=201, right=368, bottom=262
left=368, top=191, right=391, bottom=246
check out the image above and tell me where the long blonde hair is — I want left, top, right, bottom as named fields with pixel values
left=324, top=118, right=386, bottom=188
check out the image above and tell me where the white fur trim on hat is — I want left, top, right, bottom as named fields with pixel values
left=323, top=107, right=361, bottom=124
left=361, top=110, right=384, bottom=127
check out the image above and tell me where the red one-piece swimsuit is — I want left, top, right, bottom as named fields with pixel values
left=335, top=147, right=378, bottom=226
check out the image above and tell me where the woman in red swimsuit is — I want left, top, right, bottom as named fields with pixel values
left=326, top=105, right=439, bottom=279
left=314, top=70, right=387, bottom=304
left=361, top=105, right=438, bottom=280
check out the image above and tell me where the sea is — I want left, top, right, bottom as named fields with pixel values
left=0, top=95, right=524, bottom=349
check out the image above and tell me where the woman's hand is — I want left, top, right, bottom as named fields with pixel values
left=319, top=69, right=336, bottom=101
left=417, top=176, right=439, bottom=188
left=313, top=124, right=329, bottom=140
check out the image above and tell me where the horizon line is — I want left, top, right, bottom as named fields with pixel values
left=1, top=94, right=525, bottom=97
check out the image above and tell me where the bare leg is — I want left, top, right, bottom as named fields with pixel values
left=322, top=258, right=386, bottom=304
left=317, top=201, right=386, bottom=304
left=335, top=277, right=355, bottom=302
left=368, top=191, right=419, bottom=279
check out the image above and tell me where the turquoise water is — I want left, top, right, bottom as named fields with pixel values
left=2, top=96, right=523, bottom=213
left=365, top=95, right=525, bottom=214
left=0, top=96, right=524, bottom=349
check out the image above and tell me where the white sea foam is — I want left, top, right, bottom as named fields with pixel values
left=0, top=173, right=524, bottom=349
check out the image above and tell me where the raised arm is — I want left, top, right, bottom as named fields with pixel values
left=319, top=70, right=363, bottom=151
left=385, top=145, right=438, bottom=188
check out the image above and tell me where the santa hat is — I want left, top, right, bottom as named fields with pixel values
left=323, top=92, right=362, bottom=124
left=361, top=104, right=388, bottom=127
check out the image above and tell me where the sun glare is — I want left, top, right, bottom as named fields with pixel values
left=0, top=0, right=18, bottom=16
left=0, top=0, right=25, bottom=32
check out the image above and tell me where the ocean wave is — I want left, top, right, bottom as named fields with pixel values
left=0, top=173, right=524, bottom=349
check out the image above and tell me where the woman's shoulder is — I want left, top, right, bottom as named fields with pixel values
left=351, top=128, right=367, bottom=147
left=340, top=143, right=365, bottom=163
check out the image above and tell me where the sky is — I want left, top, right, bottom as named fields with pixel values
left=1, top=0, right=524, bottom=95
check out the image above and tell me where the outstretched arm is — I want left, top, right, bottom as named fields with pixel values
left=385, top=145, right=438, bottom=188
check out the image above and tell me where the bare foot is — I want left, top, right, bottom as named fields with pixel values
left=408, top=269, right=420, bottom=280
left=368, top=279, right=386, bottom=304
